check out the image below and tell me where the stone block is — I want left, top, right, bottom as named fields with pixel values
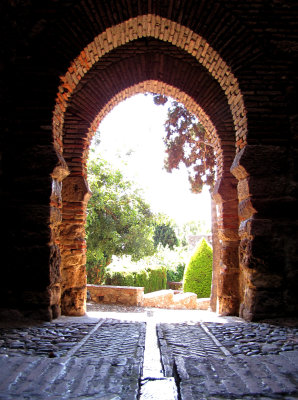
left=61, top=265, right=87, bottom=290
left=221, top=243, right=239, bottom=269
left=62, top=176, right=91, bottom=203
left=197, top=297, right=210, bottom=310
left=87, top=284, right=144, bottom=306
left=238, top=197, right=257, bottom=221
left=61, top=287, right=86, bottom=316
left=239, top=218, right=272, bottom=239
left=231, top=145, right=288, bottom=179
left=143, top=290, right=174, bottom=308
left=213, top=176, right=238, bottom=203
left=171, top=292, right=198, bottom=309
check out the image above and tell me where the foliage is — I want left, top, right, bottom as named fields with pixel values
left=104, top=265, right=167, bottom=293
left=153, top=215, right=179, bottom=249
left=183, top=238, right=213, bottom=298
left=153, top=94, right=216, bottom=193
left=175, top=219, right=211, bottom=247
left=166, top=263, right=185, bottom=282
left=109, top=243, right=188, bottom=285
left=86, top=157, right=156, bottom=284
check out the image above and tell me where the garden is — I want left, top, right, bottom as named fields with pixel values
left=86, top=96, right=214, bottom=300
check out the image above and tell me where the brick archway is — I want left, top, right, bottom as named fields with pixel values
left=53, top=15, right=247, bottom=154
left=51, top=18, right=244, bottom=318
left=2, top=1, right=297, bottom=321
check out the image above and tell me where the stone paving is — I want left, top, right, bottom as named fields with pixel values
left=0, top=303, right=297, bottom=399
left=175, top=353, right=298, bottom=400
left=0, top=354, right=141, bottom=399
left=205, top=322, right=298, bottom=356
left=157, top=322, right=298, bottom=399
left=157, top=323, right=226, bottom=376
left=0, top=322, right=96, bottom=358
left=0, top=317, right=145, bottom=400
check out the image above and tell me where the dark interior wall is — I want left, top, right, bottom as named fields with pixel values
left=0, top=0, right=297, bottom=320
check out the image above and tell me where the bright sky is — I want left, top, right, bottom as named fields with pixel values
left=90, top=93, right=211, bottom=229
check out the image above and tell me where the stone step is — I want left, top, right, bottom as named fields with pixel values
left=143, top=290, right=174, bottom=308
left=143, top=290, right=200, bottom=310
left=197, top=297, right=210, bottom=310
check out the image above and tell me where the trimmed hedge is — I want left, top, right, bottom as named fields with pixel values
left=104, top=266, right=167, bottom=294
left=183, top=238, right=212, bottom=298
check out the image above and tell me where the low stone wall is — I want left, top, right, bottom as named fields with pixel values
left=197, top=298, right=210, bottom=310
left=87, top=284, right=144, bottom=306
left=171, top=292, right=198, bottom=309
left=143, top=290, right=201, bottom=310
left=143, top=290, right=174, bottom=308
left=87, top=285, right=210, bottom=311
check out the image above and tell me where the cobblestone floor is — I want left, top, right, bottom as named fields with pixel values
left=205, top=321, right=298, bottom=356
left=175, top=352, right=298, bottom=400
left=157, top=322, right=298, bottom=399
left=0, top=322, right=96, bottom=358
left=157, top=323, right=225, bottom=376
left=0, top=303, right=297, bottom=399
left=0, top=317, right=145, bottom=399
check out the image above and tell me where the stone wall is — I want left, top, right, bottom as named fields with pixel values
left=88, top=285, right=205, bottom=310
left=87, top=285, right=144, bottom=307
left=143, top=290, right=199, bottom=310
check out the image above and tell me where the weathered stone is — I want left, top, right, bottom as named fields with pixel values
left=143, top=290, right=174, bottom=308
left=218, top=268, right=239, bottom=298
left=252, top=290, right=284, bottom=319
left=51, top=151, right=70, bottom=181
left=171, top=292, right=198, bottom=309
left=249, top=196, right=298, bottom=218
left=61, top=287, right=86, bottom=316
left=196, top=298, right=210, bottom=310
left=88, top=284, right=144, bottom=306
left=238, top=198, right=257, bottom=221
left=231, top=145, right=288, bottom=179
left=50, top=206, right=62, bottom=227
left=217, top=295, right=240, bottom=316
left=210, top=198, right=220, bottom=312
left=250, top=271, right=283, bottom=289
left=61, top=265, right=87, bottom=290
left=62, top=176, right=91, bottom=203
left=218, top=228, right=239, bottom=241
left=59, top=223, right=86, bottom=239
left=237, top=178, right=250, bottom=201
left=239, top=218, right=272, bottom=239
left=213, top=176, right=238, bottom=203
left=221, top=243, right=239, bottom=269
left=61, top=252, right=85, bottom=268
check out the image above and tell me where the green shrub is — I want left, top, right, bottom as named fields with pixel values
left=104, top=265, right=167, bottom=293
left=183, top=238, right=212, bottom=298
left=166, top=263, right=185, bottom=282
left=146, top=267, right=167, bottom=293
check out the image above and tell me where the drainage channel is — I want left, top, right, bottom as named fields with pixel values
left=139, top=314, right=178, bottom=400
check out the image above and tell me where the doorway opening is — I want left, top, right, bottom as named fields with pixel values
left=50, top=16, right=246, bottom=320
left=85, top=93, right=214, bottom=308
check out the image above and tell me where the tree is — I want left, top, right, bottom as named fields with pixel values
left=153, top=223, right=179, bottom=249
left=86, top=157, right=156, bottom=284
left=153, top=95, right=216, bottom=193
left=153, top=214, right=179, bottom=250
left=183, top=238, right=213, bottom=298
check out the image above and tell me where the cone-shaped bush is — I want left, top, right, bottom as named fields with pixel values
left=183, top=238, right=213, bottom=298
